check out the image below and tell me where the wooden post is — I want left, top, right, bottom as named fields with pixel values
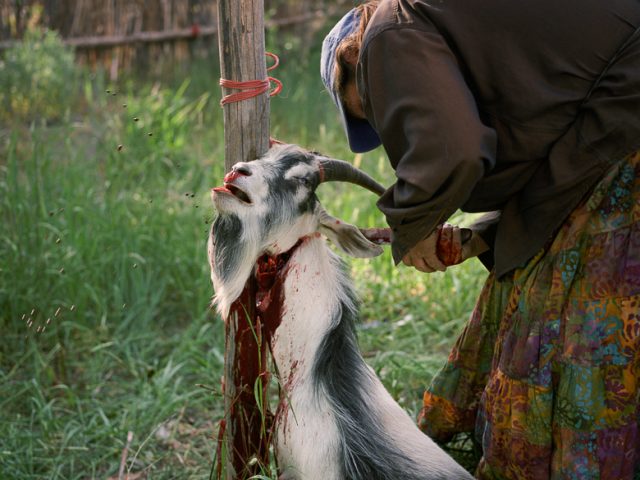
left=217, top=1, right=271, bottom=479
left=218, top=0, right=270, bottom=165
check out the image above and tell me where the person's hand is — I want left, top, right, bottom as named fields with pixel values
left=402, top=223, right=490, bottom=273
left=402, top=223, right=463, bottom=273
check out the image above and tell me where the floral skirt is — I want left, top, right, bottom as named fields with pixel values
left=419, top=152, right=640, bottom=479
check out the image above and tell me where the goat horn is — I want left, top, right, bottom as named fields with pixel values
left=318, top=158, right=386, bottom=196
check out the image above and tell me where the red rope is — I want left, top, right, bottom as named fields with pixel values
left=219, top=52, right=282, bottom=106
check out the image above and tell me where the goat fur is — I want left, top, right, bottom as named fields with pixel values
left=208, top=144, right=473, bottom=480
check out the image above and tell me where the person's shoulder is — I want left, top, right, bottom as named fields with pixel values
left=363, top=0, right=437, bottom=49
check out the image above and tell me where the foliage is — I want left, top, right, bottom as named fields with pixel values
left=0, top=84, right=222, bottom=478
left=0, top=28, right=79, bottom=125
left=0, top=53, right=486, bottom=478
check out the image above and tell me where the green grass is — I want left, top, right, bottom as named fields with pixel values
left=0, top=50, right=487, bottom=479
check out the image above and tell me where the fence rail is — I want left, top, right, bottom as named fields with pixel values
left=0, top=11, right=327, bottom=50
left=0, top=0, right=350, bottom=78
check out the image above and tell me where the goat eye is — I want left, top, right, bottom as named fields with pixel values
left=296, top=177, right=311, bottom=187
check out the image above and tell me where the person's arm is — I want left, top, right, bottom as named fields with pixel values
left=358, top=26, right=497, bottom=265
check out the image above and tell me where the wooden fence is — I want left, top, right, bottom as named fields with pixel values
left=0, top=0, right=350, bottom=77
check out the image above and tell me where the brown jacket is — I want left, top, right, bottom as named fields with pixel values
left=357, top=0, right=640, bottom=276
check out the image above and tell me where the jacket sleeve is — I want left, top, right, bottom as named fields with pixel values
left=358, top=27, right=497, bottom=264
left=468, top=210, right=501, bottom=270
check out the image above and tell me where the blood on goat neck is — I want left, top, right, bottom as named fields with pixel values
left=255, top=237, right=305, bottom=342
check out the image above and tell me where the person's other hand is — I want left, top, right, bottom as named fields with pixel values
left=402, top=223, right=462, bottom=273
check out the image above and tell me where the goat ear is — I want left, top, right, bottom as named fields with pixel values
left=318, top=209, right=384, bottom=258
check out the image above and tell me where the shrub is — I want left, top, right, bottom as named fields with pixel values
left=0, top=28, right=78, bottom=124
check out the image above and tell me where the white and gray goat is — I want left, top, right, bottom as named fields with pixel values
left=208, top=144, right=472, bottom=480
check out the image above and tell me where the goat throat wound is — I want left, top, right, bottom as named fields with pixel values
left=255, top=238, right=304, bottom=341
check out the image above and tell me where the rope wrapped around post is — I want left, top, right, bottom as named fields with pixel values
left=219, top=52, right=282, bottom=106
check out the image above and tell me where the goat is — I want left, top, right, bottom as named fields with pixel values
left=208, top=144, right=473, bottom=480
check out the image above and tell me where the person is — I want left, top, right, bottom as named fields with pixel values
left=321, top=0, right=640, bottom=478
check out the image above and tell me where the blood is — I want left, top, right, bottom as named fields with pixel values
left=436, top=225, right=463, bottom=266
left=255, top=239, right=303, bottom=343
left=216, top=235, right=306, bottom=478
left=224, top=276, right=267, bottom=479
left=219, top=238, right=305, bottom=479
left=214, top=419, right=226, bottom=479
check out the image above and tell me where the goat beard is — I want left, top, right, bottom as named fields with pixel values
left=209, top=213, right=262, bottom=318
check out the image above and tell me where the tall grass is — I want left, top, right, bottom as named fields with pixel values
left=0, top=39, right=486, bottom=478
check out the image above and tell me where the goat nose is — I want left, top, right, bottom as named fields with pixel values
left=233, top=164, right=252, bottom=176
left=224, top=164, right=252, bottom=183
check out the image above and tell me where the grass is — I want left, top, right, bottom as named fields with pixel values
left=0, top=46, right=487, bottom=479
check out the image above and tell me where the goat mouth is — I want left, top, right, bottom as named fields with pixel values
left=213, top=183, right=252, bottom=204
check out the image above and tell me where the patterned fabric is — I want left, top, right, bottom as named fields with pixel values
left=419, top=152, right=640, bottom=479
